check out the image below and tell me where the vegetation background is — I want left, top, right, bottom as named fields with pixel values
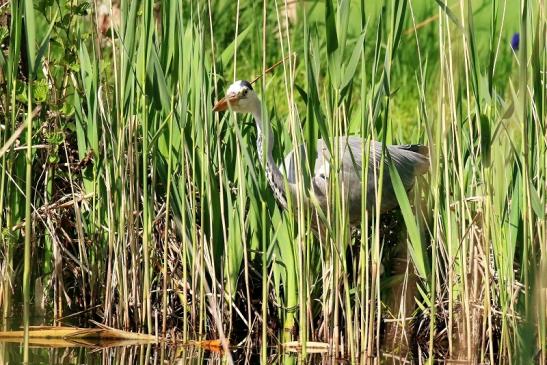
left=0, top=0, right=545, bottom=363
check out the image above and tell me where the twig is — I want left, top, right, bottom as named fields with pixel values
left=0, top=106, right=42, bottom=159
left=11, top=192, right=94, bottom=231
left=250, top=53, right=296, bottom=85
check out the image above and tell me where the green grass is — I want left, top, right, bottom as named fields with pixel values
left=0, top=0, right=545, bottom=363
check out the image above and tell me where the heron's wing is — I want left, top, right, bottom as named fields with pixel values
left=311, top=137, right=363, bottom=202
left=279, top=137, right=366, bottom=200
left=384, top=143, right=430, bottom=189
left=321, top=138, right=430, bottom=208
left=280, top=144, right=307, bottom=184
left=280, top=137, right=429, bottom=212
left=285, top=137, right=429, bottom=182
left=339, top=138, right=428, bottom=170
left=279, top=142, right=329, bottom=202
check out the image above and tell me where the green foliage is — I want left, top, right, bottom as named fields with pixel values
left=0, top=0, right=544, bottom=363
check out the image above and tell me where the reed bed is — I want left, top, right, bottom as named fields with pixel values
left=0, top=0, right=545, bottom=363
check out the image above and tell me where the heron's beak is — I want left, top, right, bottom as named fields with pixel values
left=213, top=94, right=240, bottom=112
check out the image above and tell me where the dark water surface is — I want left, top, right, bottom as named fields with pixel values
left=0, top=343, right=215, bottom=364
left=0, top=312, right=338, bottom=364
left=0, top=342, right=337, bottom=364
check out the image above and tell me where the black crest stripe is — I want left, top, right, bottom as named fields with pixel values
left=240, top=80, right=253, bottom=90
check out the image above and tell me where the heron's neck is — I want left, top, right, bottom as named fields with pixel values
left=252, top=107, right=274, bottom=159
left=251, top=105, right=288, bottom=208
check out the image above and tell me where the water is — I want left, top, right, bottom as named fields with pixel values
left=0, top=343, right=212, bottom=364
left=0, top=342, right=335, bottom=364
left=0, top=311, right=336, bottom=364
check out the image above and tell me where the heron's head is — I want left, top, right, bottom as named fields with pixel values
left=213, top=80, right=259, bottom=114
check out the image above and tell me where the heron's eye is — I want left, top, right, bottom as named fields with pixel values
left=241, top=88, right=248, bottom=96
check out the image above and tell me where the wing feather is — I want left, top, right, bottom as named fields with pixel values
left=280, top=136, right=429, bottom=215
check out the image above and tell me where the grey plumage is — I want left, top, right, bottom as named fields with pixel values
left=281, top=137, right=429, bottom=223
left=213, top=80, right=430, bottom=226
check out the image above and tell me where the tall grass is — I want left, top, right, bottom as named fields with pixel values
left=0, top=0, right=545, bottom=363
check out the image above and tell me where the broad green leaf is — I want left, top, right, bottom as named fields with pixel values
left=480, top=114, right=491, bottom=167
left=150, top=46, right=171, bottom=112
left=529, top=182, right=545, bottom=219
left=220, top=22, right=255, bottom=67
left=388, top=162, right=429, bottom=280
left=325, top=0, right=338, bottom=55
left=23, top=0, right=37, bottom=76
left=341, top=31, right=366, bottom=90
left=433, top=0, right=463, bottom=30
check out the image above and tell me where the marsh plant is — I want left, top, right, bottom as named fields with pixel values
left=0, top=0, right=545, bottom=363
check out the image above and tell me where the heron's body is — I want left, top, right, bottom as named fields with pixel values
left=279, top=138, right=429, bottom=223
left=214, top=80, right=429, bottom=225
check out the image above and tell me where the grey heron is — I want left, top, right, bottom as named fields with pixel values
left=213, top=80, right=429, bottom=225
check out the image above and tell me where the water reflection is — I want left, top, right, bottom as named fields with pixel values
left=0, top=342, right=340, bottom=364
left=0, top=343, right=206, bottom=364
left=0, top=314, right=340, bottom=364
